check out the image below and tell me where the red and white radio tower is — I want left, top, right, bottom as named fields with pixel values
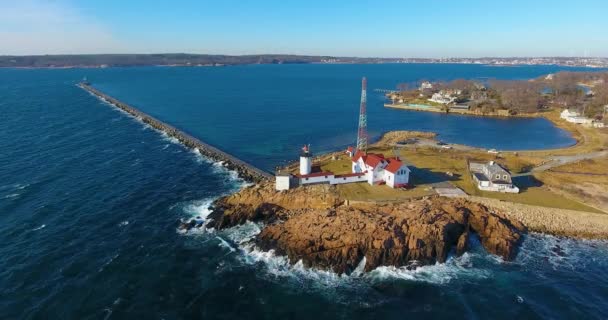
left=356, top=77, right=368, bottom=153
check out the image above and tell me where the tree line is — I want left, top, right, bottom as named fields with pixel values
left=395, top=71, right=608, bottom=120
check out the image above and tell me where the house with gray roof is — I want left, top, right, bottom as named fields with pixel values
left=469, top=161, right=519, bottom=193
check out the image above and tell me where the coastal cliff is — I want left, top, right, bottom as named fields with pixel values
left=208, top=183, right=525, bottom=273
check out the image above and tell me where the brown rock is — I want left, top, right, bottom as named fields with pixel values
left=208, top=183, right=526, bottom=273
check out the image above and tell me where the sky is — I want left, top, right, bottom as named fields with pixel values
left=1, top=0, right=607, bottom=57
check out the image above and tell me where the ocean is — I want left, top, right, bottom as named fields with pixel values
left=1, top=64, right=607, bottom=319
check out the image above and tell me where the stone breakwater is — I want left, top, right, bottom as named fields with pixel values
left=79, top=83, right=272, bottom=183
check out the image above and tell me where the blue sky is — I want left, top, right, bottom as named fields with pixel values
left=1, top=0, right=607, bottom=57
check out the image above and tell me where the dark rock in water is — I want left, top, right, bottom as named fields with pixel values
left=178, top=219, right=196, bottom=231
left=209, top=183, right=526, bottom=274
left=552, top=244, right=566, bottom=257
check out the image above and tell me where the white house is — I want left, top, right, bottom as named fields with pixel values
left=275, top=146, right=410, bottom=190
left=560, top=109, right=580, bottom=119
left=419, top=81, right=433, bottom=90
left=560, top=109, right=598, bottom=125
left=567, top=116, right=594, bottom=125
left=352, top=151, right=410, bottom=188
left=428, top=90, right=461, bottom=105
left=469, top=161, right=519, bottom=193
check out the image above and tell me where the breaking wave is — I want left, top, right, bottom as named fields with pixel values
left=182, top=198, right=216, bottom=220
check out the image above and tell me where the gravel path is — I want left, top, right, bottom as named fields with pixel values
left=514, top=150, right=608, bottom=176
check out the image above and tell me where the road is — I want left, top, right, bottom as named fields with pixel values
left=515, top=150, right=608, bottom=177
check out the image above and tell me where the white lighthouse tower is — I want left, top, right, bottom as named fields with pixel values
left=299, top=145, right=312, bottom=175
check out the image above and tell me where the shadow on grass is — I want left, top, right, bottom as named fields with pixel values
left=512, top=175, right=543, bottom=192
left=409, top=166, right=452, bottom=185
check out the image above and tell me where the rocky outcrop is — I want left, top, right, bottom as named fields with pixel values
left=207, top=183, right=341, bottom=229
left=373, top=130, right=437, bottom=147
left=208, top=184, right=525, bottom=273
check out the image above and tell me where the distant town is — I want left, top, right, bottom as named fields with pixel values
left=1, top=54, right=607, bottom=68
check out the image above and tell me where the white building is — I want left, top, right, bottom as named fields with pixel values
left=351, top=151, right=410, bottom=188
left=469, top=161, right=519, bottom=193
left=275, top=146, right=410, bottom=190
left=560, top=109, right=598, bottom=125
left=560, top=109, right=580, bottom=119
left=419, top=81, right=433, bottom=90
left=428, top=90, right=461, bottom=105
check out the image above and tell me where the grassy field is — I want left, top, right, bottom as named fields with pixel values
left=318, top=154, right=434, bottom=201
left=362, top=145, right=604, bottom=213
left=335, top=183, right=434, bottom=202
left=287, top=115, right=608, bottom=212
left=535, top=157, right=608, bottom=213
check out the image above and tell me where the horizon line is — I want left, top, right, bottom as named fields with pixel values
left=1, top=53, right=607, bottom=59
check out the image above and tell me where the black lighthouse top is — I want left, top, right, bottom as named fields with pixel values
left=300, top=144, right=312, bottom=157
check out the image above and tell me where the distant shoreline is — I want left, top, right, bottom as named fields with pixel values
left=1, top=54, right=607, bottom=69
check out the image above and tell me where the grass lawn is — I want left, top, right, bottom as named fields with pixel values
left=373, top=145, right=603, bottom=213
left=310, top=138, right=604, bottom=212
left=336, top=182, right=433, bottom=202
left=319, top=156, right=352, bottom=175
left=456, top=168, right=604, bottom=213
left=319, top=154, right=434, bottom=202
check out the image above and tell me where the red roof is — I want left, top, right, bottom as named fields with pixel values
left=352, top=150, right=366, bottom=162
left=346, top=146, right=354, bottom=153
left=365, top=154, right=385, bottom=168
left=384, top=159, right=404, bottom=174
left=296, top=171, right=334, bottom=178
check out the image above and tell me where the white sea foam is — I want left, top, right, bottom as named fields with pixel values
left=16, top=183, right=29, bottom=190
left=366, top=252, right=492, bottom=285
left=32, top=224, right=46, bottom=231
left=182, top=198, right=215, bottom=220
left=516, top=233, right=608, bottom=272
left=98, top=253, right=120, bottom=273
left=190, top=148, right=245, bottom=189
left=3, top=193, right=20, bottom=199
left=222, top=226, right=497, bottom=287
left=216, top=236, right=237, bottom=252
left=118, top=221, right=129, bottom=227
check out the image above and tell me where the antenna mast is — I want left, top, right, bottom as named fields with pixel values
left=356, top=77, right=368, bottom=153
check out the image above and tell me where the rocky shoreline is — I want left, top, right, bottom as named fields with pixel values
left=469, top=197, right=608, bottom=240
left=207, top=183, right=525, bottom=274
left=79, top=83, right=272, bottom=183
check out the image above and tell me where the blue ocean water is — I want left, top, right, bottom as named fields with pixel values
left=83, top=63, right=579, bottom=170
left=1, top=64, right=607, bottom=319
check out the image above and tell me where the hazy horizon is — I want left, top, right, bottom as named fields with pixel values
left=1, top=0, right=607, bottom=57
left=1, top=52, right=607, bottom=59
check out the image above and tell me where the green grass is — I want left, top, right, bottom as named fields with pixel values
left=456, top=166, right=604, bottom=213
left=336, top=182, right=433, bottom=202
left=319, top=155, right=433, bottom=202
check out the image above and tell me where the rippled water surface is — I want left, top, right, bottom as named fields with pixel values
left=1, top=65, right=607, bottom=319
